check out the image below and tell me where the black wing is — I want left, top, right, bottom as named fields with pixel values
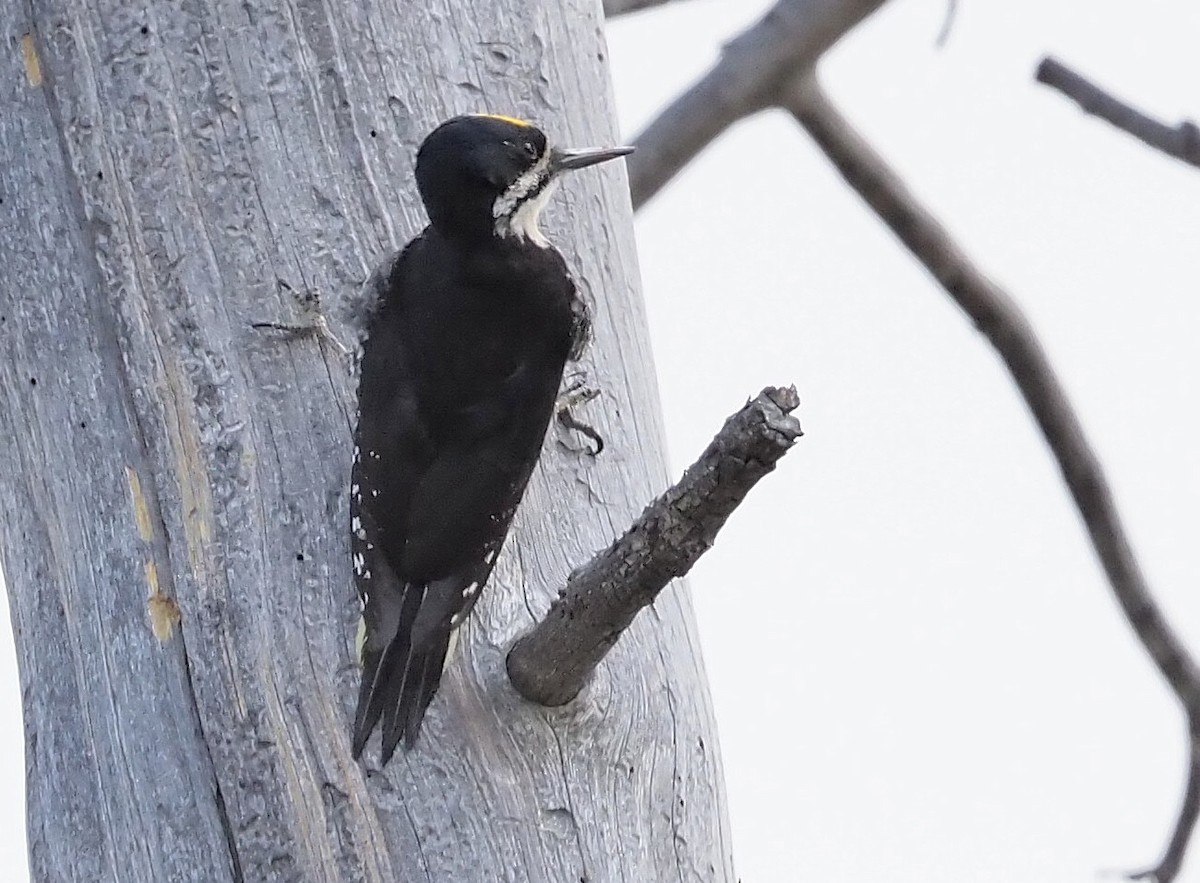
left=350, top=237, right=569, bottom=762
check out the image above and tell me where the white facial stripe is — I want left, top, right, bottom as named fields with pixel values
left=493, top=148, right=550, bottom=219
left=493, top=148, right=555, bottom=246
left=499, top=182, right=557, bottom=247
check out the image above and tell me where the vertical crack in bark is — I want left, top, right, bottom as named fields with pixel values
left=548, top=725, right=589, bottom=879
left=177, top=630, right=247, bottom=883
left=654, top=636, right=686, bottom=883
left=392, top=778, right=434, bottom=883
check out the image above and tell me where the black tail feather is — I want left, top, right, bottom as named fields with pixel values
left=406, top=631, right=451, bottom=750
left=353, top=583, right=454, bottom=764
left=352, top=584, right=422, bottom=760
left=352, top=647, right=385, bottom=758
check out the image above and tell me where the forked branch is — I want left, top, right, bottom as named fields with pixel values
left=783, top=73, right=1200, bottom=883
left=625, top=0, right=890, bottom=210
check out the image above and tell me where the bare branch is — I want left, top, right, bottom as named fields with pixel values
left=626, top=0, right=891, bottom=210
left=603, top=0, right=694, bottom=18
left=507, top=387, right=803, bottom=706
left=783, top=73, right=1200, bottom=882
left=1036, top=57, right=1200, bottom=169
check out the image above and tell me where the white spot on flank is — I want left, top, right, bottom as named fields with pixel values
left=462, top=581, right=479, bottom=599
left=371, top=488, right=378, bottom=498
left=353, top=552, right=364, bottom=574
left=351, top=483, right=359, bottom=496
left=351, top=515, right=361, bottom=531
left=483, top=549, right=496, bottom=565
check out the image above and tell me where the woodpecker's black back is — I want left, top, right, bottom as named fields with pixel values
left=350, top=115, right=630, bottom=763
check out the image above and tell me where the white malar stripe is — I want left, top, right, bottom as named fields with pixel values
left=492, top=149, right=550, bottom=219
left=493, top=150, right=556, bottom=248
left=498, top=183, right=557, bottom=248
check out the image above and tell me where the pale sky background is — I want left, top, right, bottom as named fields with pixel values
left=2, top=1, right=1199, bottom=881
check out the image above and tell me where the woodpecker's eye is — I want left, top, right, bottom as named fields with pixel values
left=504, top=139, right=538, bottom=161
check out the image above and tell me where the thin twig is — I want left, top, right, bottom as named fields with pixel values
left=782, top=72, right=1200, bottom=883
left=626, top=0, right=891, bottom=210
left=1036, top=57, right=1200, bottom=169
left=507, top=387, right=803, bottom=706
left=934, top=0, right=958, bottom=49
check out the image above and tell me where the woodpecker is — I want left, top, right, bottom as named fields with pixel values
left=348, top=114, right=632, bottom=763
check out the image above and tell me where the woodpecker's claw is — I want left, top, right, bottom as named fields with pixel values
left=252, top=281, right=351, bottom=356
left=251, top=315, right=350, bottom=356
left=556, top=379, right=604, bottom=456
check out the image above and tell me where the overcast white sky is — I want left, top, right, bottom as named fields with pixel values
left=2, top=1, right=1199, bottom=880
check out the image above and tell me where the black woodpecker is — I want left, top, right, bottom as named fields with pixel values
left=348, top=114, right=632, bottom=763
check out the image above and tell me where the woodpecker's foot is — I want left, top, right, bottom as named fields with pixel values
left=252, top=315, right=350, bottom=355
left=556, top=379, right=604, bottom=456
left=252, top=280, right=350, bottom=356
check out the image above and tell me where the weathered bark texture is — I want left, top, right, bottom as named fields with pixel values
left=0, top=2, right=734, bottom=881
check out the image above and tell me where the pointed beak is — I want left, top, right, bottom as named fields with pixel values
left=549, top=145, right=635, bottom=175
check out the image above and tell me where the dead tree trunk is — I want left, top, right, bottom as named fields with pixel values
left=0, top=1, right=734, bottom=880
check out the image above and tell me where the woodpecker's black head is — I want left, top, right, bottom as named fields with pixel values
left=415, top=114, right=633, bottom=245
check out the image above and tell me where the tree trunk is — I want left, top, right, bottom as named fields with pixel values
left=0, top=1, right=734, bottom=880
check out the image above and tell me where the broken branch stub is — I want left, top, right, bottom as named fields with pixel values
left=507, top=385, right=803, bottom=706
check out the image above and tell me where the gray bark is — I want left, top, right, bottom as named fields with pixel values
left=0, top=2, right=734, bottom=881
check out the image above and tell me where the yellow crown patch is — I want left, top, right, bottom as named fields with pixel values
left=473, top=113, right=532, bottom=128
